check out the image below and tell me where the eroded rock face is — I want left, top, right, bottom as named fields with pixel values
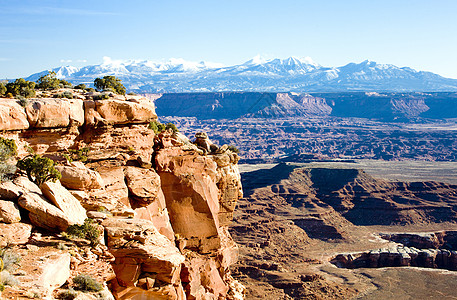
left=154, top=131, right=244, bottom=298
left=0, top=100, right=29, bottom=130
left=84, top=99, right=157, bottom=126
left=0, top=200, right=21, bottom=223
left=40, top=181, right=87, bottom=225
left=0, top=94, right=243, bottom=300
left=0, top=222, right=32, bottom=246
left=124, top=166, right=161, bottom=206
left=103, top=218, right=185, bottom=299
left=26, top=98, right=84, bottom=128
left=56, top=161, right=104, bottom=190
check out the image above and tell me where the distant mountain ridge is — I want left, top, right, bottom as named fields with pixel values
left=25, top=57, right=457, bottom=92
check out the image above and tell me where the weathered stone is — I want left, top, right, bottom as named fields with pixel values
left=124, top=166, right=161, bottom=206
left=18, top=192, right=74, bottom=231
left=0, top=200, right=21, bottom=223
left=82, top=125, right=154, bottom=164
left=87, top=211, right=108, bottom=219
left=0, top=222, right=32, bottom=246
left=84, top=99, right=157, bottom=126
left=0, top=99, right=29, bottom=130
left=56, top=161, right=104, bottom=190
left=133, top=190, right=175, bottom=241
left=193, top=132, right=216, bottom=153
left=103, top=218, right=184, bottom=296
left=41, top=181, right=86, bottom=225
left=0, top=181, right=23, bottom=200
left=38, top=253, right=71, bottom=298
left=87, top=166, right=129, bottom=211
left=25, top=98, right=84, bottom=128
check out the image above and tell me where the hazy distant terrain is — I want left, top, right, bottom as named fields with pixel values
left=161, top=116, right=457, bottom=163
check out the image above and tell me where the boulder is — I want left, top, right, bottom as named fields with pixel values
left=25, top=98, right=84, bottom=128
left=124, top=167, right=161, bottom=206
left=103, top=218, right=184, bottom=298
left=0, top=181, right=23, bottom=200
left=56, top=161, right=104, bottom=190
left=0, top=222, right=32, bottom=246
left=0, top=99, right=29, bottom=130
left=87, top=166, right=129, bottom=211
left=38, top=253, right=71, bottom=298
left=193, top=132, right=216, bottom=153
left=18, top=192, right=75, bottom=231
left=40, top=181, right=87, bottom=225
left=0, top=200, right=21, bottom=223
left=84, top=99, right=157, bottom=126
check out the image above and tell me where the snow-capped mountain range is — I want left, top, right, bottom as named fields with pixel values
left=25, top=56, right=457, bottom=92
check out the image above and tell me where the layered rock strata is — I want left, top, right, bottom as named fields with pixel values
left=0, top=94, right=244, bottom=299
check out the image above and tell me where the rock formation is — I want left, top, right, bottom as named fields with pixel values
left=0, top=91, right=244, bottom=299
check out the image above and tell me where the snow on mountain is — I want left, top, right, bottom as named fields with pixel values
left=24, top=57, right=457, bottom=92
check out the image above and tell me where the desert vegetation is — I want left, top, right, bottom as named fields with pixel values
left=0, top=73, right=128, bottom=99
left=0, top=138, right=17, bottom=182
left=93, top=75, right=126, bottom=95
left=16, top=153, right=61, bottom=186
left=65, top=218, right=101, bottom=247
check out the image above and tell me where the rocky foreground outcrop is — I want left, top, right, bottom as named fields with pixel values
left=0, top=93, right=244, bottom=299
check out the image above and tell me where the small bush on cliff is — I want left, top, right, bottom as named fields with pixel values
left=0, top=82, right=6, bottom=96
left=92, top=93, right=110, bottom=100
left=66, top=218, right=101, bottom=247
left=5, top=78, right=36, bottom=98
left=58, top=288, right=78, bottom=300
left=165, top=122, right=179, bottom=133
left=73, top=274, right=102, bottom=292
left=227, top=145, right=240, bottom=153
left=67, top=147, right=89, bottom=162
left=36, top=71, right=72, bottom=90
left=74, top=83, right=86, bottom=90
left=0, top=138, right=17, bottom=182
left=0, top=248, right=21, bottom=272
left=148, top=121, right=179, bottom=134
left=94, top=76, right=126, bottom=95
left=16, top=154, right=61, bottom=186
left=148, top=120, right=166, bottom=134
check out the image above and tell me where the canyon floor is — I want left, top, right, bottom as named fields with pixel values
left=230, top=161, right=457, bottom=299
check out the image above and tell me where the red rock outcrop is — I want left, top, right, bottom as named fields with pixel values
left=0, top=94, right=244, bottom=299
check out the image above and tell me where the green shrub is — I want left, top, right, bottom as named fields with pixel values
left=53, top=91, right=74, bottom=99
left=85, top=87, right=95, bottom=93
left=0, top=138, right=17, bottom=182
left=58, top=288, right=78, bottom=300
left=148, top=120, right=166, bottom=134
left=227, top=145, right=240, bottom=153
left=0, top=83, right=6, bottom=96
left=127, top=92, right=136, bottom=95
left=16, top=154, right=61, bottom=186
left=5, top=78, right=36, bottom=98
left=94, top=76, right=126, bottom=95
left=73, top=274, right=102, bottom=292
left=74, top=83, right=86, bottom=90
left=0, top=248, right=21, bottom=272
left=165, top=122, right=179, bottom=133
left=67, top=147, right=89, bottom=162
left=148, top=121, right=178, bottom=134
left=36, top=71, right=72, bottom=90
left=66, top=218, right=101, bottom=246
left=0, top=270, right=19, bottom=286
left=93, top=93, right=110, bottom=100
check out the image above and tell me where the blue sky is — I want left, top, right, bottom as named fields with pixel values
left=1, top=0, right=457, bottom=79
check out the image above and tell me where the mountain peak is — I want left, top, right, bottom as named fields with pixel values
left=23, top=57, right=457, bottom=93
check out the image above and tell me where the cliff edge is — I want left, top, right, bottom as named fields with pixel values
left=0, top=90, right=244, bottom=299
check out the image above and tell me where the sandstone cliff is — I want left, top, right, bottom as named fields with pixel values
left=0, top=91, right=244, bottom=299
